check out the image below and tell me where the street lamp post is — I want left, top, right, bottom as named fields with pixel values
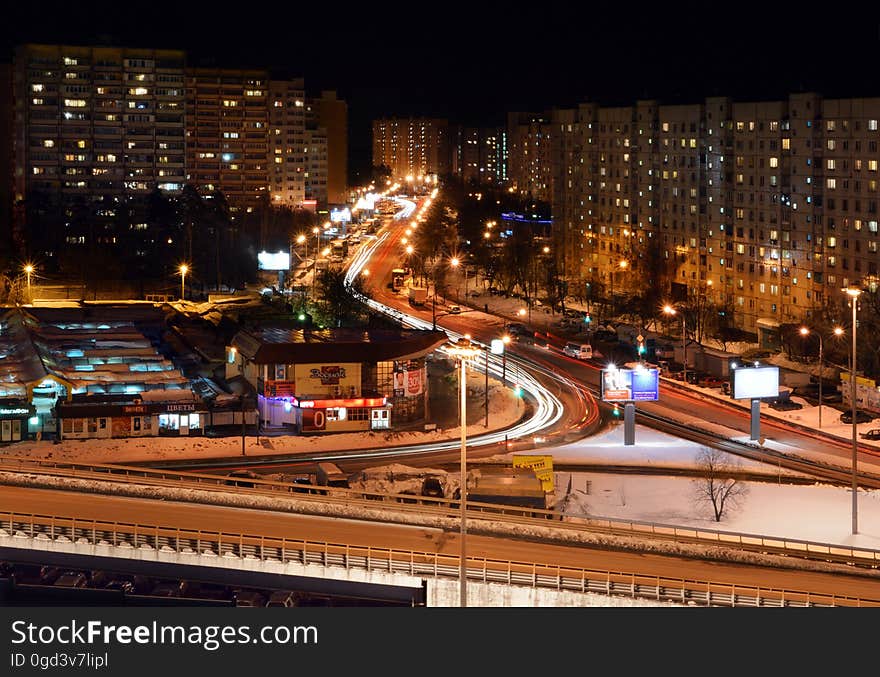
left=799, top=326, right=824, bottom=429
left=179, top=264, right=188, bottom=301
left=501, top=335, right=510, bottom=384
left=446, top=337, right=481, bottom=608
left=663, top=304, right=686, bottom=384
left=24, top=264, right=34, bottom=303
left=845, top=285, right=862, bottom=535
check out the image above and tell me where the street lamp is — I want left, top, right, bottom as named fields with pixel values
left=663, top=304, right=686, bottom=384
left=844, top=284, right=863, bottom=535
left=502, top=335, right=511, bottom=384
left=179, top=264, right=189, bottom=301
left=799, top=326, right=824, bottom=428
left=446, top=337, right=482, bottom=608
left=23, top=263, right=34, bottom=302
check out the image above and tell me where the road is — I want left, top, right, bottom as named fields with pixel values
left=360, top=200, right=880, bottom=481
left=5, top=484, right=879, bottom=602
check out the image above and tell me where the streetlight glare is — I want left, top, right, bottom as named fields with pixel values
left=800, top=327, right=810, bottom=336
left=834, top=326, right=845, bottom=336
left=451, top=257, right=460, bottom=267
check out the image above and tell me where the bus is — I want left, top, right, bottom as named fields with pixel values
left=391, top=268, right=407, bottom=291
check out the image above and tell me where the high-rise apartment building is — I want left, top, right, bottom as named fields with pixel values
left=451, top=126, right=508, bottom=186
left=185, top=68, right=269, bottom=207
left=13, top=44, right=186, bottom=259
left=508, top=111, right=553, bottom=202
left=552, top=93, right=880, bottom=339
left=303, top=126, right=327, bottom=206
left=268, top=78, right=305, bottom=207
left=372, top=118, right=449, bottom=179
left=0, top=62, right=13, bottom=255
left=308, top=91, right=347, bottom=205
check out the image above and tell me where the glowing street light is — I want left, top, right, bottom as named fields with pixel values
left=445, top=337, right=482, bottom=608
left=179, top=264, right=189, bottom=301
left=663, top=304, right=686, bottom=384
left=843, top=284, right=863, bottom=534
left=799, top=326, right=825, bottom=428
left=23, top=263, right=34, bottom=302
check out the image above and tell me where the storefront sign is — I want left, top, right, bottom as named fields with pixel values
left=294, top=363, right=361, bottom=397
left=165, top=403, right=197, bottom=412
left=123, top=405, right=148, bottom=414
left=0, top=408, right=32, bottom=417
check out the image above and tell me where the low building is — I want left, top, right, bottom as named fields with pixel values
left=226, top=327, right=448, bottom=433
left=55, top=390, right=209, bottom=440
left=0, top=398, right=36, bottom=443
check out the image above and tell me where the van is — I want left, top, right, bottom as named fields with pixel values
left=563, top=342, right=593, bottom=360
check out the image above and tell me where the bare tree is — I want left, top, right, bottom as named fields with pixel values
left=691, top=447, right=749, bottom=522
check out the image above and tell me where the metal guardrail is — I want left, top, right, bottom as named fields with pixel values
left=2, top=510, right=876, bottom=607
left=2, top=454, right=880, bottom=570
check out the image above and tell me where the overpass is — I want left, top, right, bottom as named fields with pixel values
left=3, top=461, right=880, bottom=607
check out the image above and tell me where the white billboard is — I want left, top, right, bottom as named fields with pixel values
left=258, top=251, right=291, bottom=271
left=732, top=365, right=779, bottom=400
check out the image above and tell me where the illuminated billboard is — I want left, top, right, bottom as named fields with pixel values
left=257, top=251, right=291, bottom=271
left=731, top=365, right=779, bottom=400
left=330, top=207, right=352, bottom=223
left=600, top=367, right=659, bottom=402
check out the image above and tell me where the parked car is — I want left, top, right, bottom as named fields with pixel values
left=234, top=590, right=267, bottom=607
left=859, top=428, right=880, bottom=440
left=721, top=381, right=732, bottom=396
left=420, top=477, right=444, bottom=498
left=840, top=410, right=876, bottom=424
left=769, top=399, right=803, bottom=411
left=267, top=590, right=299, bottom=607
left=225, top=470, right=259, bottom=488
left=449, top=305, right=461, bottom=314
left=563, top=342, right=593, bottom=360
left=697, top=374, right=725, bottom=388
left=54, top=571, right=88, bottom=588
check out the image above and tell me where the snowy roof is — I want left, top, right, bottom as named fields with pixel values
left=231, top=327, right=449, bottom=364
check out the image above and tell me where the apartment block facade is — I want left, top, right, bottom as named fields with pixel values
left=553, top=93, right=880, bottom=337
left=372, top=118, right=449, bottom=179
left=185, top=68, right=270, bottom=208
left=507, top=111, right=553, bottom=202
left=13, top=44, right=187, bottom=258
left=308, top=91, right=347, bottom=205
left=268, top=78, right=306, bottom=207
left=450, top=125, right=508, bottom=186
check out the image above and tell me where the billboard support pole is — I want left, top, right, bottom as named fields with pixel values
left=624, top=403, right=635, bottom=446
left=750, top=398, right=761, bottom=441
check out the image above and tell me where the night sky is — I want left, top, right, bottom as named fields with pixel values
left=4, top=2, right=880, bottom=182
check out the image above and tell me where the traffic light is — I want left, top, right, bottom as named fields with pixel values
left=612, top=404, right=620, bottom=417
left=584, top=313, right=591, bottom=324
left=638, top=340, right=646, bottom=356
left=513, top=384, right=523, bottom=397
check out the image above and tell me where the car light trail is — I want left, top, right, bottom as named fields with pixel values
left=344, top=231, right=566, bottom=455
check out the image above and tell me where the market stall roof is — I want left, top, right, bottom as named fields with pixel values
left=230, top=327, right=449, bottom=365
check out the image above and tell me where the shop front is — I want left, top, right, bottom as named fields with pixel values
left=0, top=400, right=36, bottom=443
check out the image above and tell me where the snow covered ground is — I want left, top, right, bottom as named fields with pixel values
left=1, top=373, right=525, bottom=465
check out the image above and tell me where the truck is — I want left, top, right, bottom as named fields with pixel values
left=316, top=462, right=349, bottom=488
left=408, top=286, right=428, bottom=306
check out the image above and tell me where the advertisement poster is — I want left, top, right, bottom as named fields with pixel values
left=601, top=368, right=659, bottom=402
left=406, top=368, right=423, bottom=396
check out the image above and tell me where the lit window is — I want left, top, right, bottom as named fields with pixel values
left=827, top=178, right=836, bottom=189
left=32, top=84, right=44, bottom=92
left=870, top=160, right=879, bottom=172
left=827, top=159, right=836, bottom=170
left=43, top=140, right=54, bottom=148
left=769, top=157, right=778, bottom=168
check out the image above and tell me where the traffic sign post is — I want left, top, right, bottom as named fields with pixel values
left=750, top=398, right=761, bottom=441
left=624, top=402, right=635, bottom=446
